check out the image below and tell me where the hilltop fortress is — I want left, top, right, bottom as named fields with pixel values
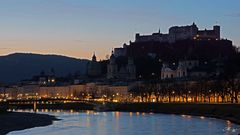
left=135, top=22, right=220, bottom=43
left=113, top=23, right=224, bottom=58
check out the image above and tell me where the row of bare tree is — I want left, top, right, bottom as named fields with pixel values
left=130, top=78, right=240, bottom=103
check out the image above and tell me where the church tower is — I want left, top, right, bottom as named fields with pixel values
left=87, top=53, right=101, bottom=77
left=107, top=51, right=118, bottom=79
left=92, top=52, right=97, bottom=62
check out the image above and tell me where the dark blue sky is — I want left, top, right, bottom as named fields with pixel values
left=0, top=0, right=239, bottom=59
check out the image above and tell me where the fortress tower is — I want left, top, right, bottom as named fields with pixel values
left=213, top=25, right=220, bottom=40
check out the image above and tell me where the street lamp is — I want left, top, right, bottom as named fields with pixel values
left=172, top=91, right=175, bottom=102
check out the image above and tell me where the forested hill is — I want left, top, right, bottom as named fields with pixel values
left=0, top=53, right=89, bottom=83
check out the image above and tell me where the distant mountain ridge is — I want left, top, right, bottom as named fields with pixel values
left=0, top=53, right=90, bottom=84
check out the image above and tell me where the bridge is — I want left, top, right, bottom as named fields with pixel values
left=3, top=98, right=106, bottom=111
left=7, top=98, right=92, bottom=104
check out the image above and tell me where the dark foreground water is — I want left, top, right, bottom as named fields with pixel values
left=8, top=110, right=239, bottom=135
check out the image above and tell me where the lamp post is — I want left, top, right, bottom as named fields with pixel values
left=209, top=90, right=212, bottom=103
left=188, top=90, right=191, bottom=102
left=172, top=91, right=175, bottom=102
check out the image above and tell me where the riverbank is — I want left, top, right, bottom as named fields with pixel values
left=109, top=103, right=240, bottom=125
left=0, top=112, right=59, bottom=135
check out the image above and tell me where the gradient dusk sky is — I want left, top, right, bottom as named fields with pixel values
left=0, top=0, right=239, bottom=60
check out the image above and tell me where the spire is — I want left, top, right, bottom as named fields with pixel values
left=92, top=52, right=96, bottom=61
left=158, top=28, right=161, bottom=33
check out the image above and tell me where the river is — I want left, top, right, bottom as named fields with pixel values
left=8, top=109, right=239, bottom=135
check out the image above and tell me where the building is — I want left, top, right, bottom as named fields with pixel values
left=114, top=44, right=127, bottom=57
left=107, top=52, right=136, bottom=80
left=38, top=75, right=55, bottom=86
left=35, top=71, right=56, bottom=86
left=87, top=53, right=102, bottom=77
left=107, top=52, right=118, bottom=79
left=161, top=60, right=199, bottom=80
left=0, top=82, right=130, bottom=102
left=135, top=23, right=220, bottom=43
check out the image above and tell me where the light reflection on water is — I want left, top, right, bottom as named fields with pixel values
left=8, top=109, right=239, bottom=135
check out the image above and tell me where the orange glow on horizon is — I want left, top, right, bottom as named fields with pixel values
left=0, top=39, right=119, bottom=60
left=0, top=46, right=111, bottom=60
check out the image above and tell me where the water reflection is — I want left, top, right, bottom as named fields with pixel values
left=129, top=112, right=133, bottom=117
left=8, top=110, right=239, bottom=135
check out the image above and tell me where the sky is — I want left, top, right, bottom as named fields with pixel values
left=0, top=0, right=239, bottom=60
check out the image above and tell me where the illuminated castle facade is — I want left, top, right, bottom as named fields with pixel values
left=161, top=60, right=199, bottom=80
